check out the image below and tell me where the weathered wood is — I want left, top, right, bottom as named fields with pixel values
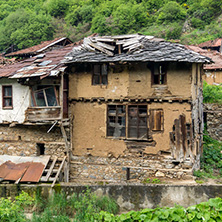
left=26, top=107, right=61, bottom=121
left=41, top=157, right=58, bottom=182
left=96, top=42, right=115, bottom=51
left=51, top=156, right=66, bottom=187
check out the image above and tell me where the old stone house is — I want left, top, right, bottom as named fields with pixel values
left=0, top=34, right=211, bottom=184
left=63, top=34, right=211, bottom=182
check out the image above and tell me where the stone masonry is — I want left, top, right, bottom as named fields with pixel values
left=204, top=103, right=222, bottom=141
left=0, top=124, right=66, bottom=157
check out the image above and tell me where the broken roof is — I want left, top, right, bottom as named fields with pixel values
left=0, top=44, right=73, bottom=78
left=186, top=45, right=222, bottom=70
left=198, top=38, right=222, bottom=49
left=64, top=34, right=212, bottom=64
left=5, top=37, right=72, bottom=57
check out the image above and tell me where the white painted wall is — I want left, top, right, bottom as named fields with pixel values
left=0, top=78, right=30, bottom=123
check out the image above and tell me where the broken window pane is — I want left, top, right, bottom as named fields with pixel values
left=45, top=87, right=58, bottom=106
left=107, top=105, right=126, bottom=137
left=34, top=91, right=46, bottom=106
left=32, top=86, right=58, bottom=107
left=138, top=127, right=147, bottom=139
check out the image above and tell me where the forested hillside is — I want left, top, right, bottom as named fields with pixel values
left=0, top=0, right=221, bottom=52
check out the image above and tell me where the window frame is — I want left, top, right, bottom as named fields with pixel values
left=107, top=104, right=164, bottom=141
left=107, top=105, right=126, bottom=138
left=92, top=64, right=108, bottom=85
left=128, top=105, right=148, bottom=140
left=151, top=63, right=167, bottom=85
left=2, top=85, right=13, bottom=110
left=31, top=86, right=59, bottom=107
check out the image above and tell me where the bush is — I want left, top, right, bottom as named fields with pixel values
left=157, top=1, right=187, bottom=24
left=203, top=81, right=222, bottom=104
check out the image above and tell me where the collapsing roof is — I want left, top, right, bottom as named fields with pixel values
left=5, top=37, right=72, bottom=58
left=186, top=45, right=222, bottom=70
left=0, top=44, right=73, bottom=79
left=64, top=34, right=212, bottom=64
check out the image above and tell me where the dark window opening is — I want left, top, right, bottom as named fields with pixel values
left=31, top=86, right=59, bottom=107
left=128, top=105, right=148, bottom=140
left=92, top=64, right=108, bottom=85
left=36, top=143, right=45, bottom=156
left=2, top=85, right=13, bottom=109
left=152, top=63, right=167, bottom=85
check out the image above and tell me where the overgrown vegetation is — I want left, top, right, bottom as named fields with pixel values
left=194, top=129, right=222, bottom=180
left=0, top=189, right=119, bottom=222
left=0, top=191, right=34, bottom=222
left=0, top=0, right=222, bottom=51
left=203, top=81, right=222, bottom=104
left=96, top=197, right=222, bottom=221
left=3, top=191, right=222, bottom=221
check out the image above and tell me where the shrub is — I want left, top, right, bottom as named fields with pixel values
left=203, top=81, right=222, bottom=104
left=157, top=1, right=186, bottom=24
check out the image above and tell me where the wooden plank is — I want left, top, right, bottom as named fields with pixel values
left=60, top=124, right=69, bottom=154
left=42, top=157, right=57, bottom=182
left=180, top=115, right=187, bottom=158
left=96, top=42, right=115, bottom=51
left=51, top=156, right=66, bottom=187
left=88, top=42, right=114, bottom=56
left=94, top=37, right=114, bottom=42
left=122, top=38, right=140, bottom=47
left=175, top=119, right=180, bottom=160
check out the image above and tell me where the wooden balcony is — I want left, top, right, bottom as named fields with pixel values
left=25, top=106, right=61, bottom=122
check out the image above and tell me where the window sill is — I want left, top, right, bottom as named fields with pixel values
left=2, top=107, right=13, bottom=110
left=151, top=84, right=167, bottom=88
left=29, top=106, right=61, bottom=109
left=106, top=136, right=152, bottom=142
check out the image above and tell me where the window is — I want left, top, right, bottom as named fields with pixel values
left=31, top=86, right=58, bottom=107
left=107, top=105, right=126, bottom=137
left=2, top=85, right=13, bottom=109
left=128, top=105, right=148, bottom=139
left=149, top=109, right=164, bottom=131
left=152, top=63, right=167, bottom=85
left=92, top=64, right=108, bottom=85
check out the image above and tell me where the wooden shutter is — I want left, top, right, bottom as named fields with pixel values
left=149, top=109, right=164, bottom=131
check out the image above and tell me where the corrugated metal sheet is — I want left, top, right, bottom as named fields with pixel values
left=0, top=155, right=50, bottom=183
left=0, top=45, right=73, bottom=78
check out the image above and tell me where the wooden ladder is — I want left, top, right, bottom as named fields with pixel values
left=40, top=156, right=66, bottom=187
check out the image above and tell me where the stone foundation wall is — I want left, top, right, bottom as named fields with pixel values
left=70, top=155, right=193, bottom=182
left=204, top=104, right=222, bottom=141
left=0, top=124, right=66, bottom=157
left=1, top=184, right=222, bottom=211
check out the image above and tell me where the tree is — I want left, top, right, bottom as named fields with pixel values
left=0, top=9, right=53, bottom=51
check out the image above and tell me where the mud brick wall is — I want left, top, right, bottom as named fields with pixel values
left=204, top=104, right=222, bottom=141
left=70, top=155, right=193, bottom=182
left=0, top=124, right=66, bottom=157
